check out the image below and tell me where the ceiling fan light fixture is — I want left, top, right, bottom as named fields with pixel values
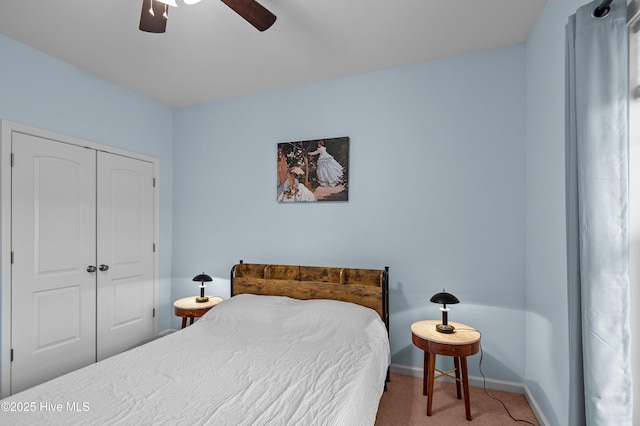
left=140, top=0, right=169, bottom=32
left=140, top=0, right=276, bottom=33
left=155, top=0, right=178, bottom=7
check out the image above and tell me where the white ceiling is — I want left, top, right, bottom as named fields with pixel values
left=0, top=0, right=546, bottom=108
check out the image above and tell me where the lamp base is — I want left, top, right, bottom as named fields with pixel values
left=195, top=296, right=209, bottom=303
left=435, top=323, right=455, bottom=334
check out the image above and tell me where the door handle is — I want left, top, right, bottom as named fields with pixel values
left=99, top=264, right=109, bottom=272
left=87, top=265, right=97, bottom=273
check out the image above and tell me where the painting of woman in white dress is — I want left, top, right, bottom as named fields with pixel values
left=277, top=147, right=316, bottom=202
left=277, top=137, right=349, bottom=202
left=308, top=140, right=344, bottom=187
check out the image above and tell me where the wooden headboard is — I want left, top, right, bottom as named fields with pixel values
left=230, top=261, right=389, bottom=332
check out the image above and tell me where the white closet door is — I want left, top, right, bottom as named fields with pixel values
left=10, top=133, right=97, bottom=394
left=96, top=152, right=154, bottom=361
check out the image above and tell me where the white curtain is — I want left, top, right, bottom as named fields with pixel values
left=565, top=0, right=632, bottom=425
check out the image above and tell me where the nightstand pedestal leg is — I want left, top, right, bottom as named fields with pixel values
left=426, top=353, right=436, bottom=416
left=460, top=356, right=472, bottom=421
left=423, top=351, right=430, bottom=395
left=454, top=356, right=462, bottom=399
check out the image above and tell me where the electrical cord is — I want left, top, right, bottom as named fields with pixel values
left=455, top=327, right=537, bottom=425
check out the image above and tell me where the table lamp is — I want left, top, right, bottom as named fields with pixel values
left=430, top=290, right=460, bottom=333
left=193, top=273, right=212, bottom=303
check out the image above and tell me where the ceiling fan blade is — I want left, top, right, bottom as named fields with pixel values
left=220, top=0, right=277, bottom=32
left=139, top=0, right=168, bottom=33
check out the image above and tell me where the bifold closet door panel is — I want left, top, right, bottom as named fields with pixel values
left=10, top=133, right=97, bottom=394
left=96, top=151, right=155, bottom=361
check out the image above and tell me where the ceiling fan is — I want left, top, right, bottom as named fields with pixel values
left=139, top=0, right=277, bottom=33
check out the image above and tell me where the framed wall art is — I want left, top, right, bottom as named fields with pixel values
left=277, top=136, right=349, bottom=203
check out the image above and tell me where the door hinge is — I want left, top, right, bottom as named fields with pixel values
left=11, top=349, right=13, bottom=362
left=152, top=308, right=156, bottom=318
left=153, top=178, right=156, bottom=188
left=153, top=243, right=156, bottom=253
left=11, top=153, right=14, bottom=167
left=11, top=251, right=14, bottom=264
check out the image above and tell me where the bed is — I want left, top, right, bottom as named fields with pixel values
left=1, top=262, right=390, bottom=425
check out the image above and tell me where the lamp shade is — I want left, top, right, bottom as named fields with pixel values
left=429, top=291, right=460, bottom=305
left=192, top=273, right=213, bottom=283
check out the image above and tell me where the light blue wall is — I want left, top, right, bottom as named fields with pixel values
left=0, top=14, right=578, bottom=422
left=525, top=0, right=584, bottom=425
left=0, top=34, right=174, bottom=333
left=172, top=45, right=528, bottom=382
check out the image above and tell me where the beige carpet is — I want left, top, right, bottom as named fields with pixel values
left=375, top=373, right=539, bottom=425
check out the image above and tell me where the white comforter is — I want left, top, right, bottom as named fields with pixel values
left=2, top=294, right=390, bottom=425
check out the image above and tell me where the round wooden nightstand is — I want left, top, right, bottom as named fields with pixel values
left=411, top=320, right=481, bottom=421
left=174, top=296, right=223, bottom=328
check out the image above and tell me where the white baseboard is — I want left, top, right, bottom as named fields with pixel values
left=522, top=384, right=550, bottom=426
left=389, top=363, right=550, bottom=426
left=158, top=328, right=177, bottom=337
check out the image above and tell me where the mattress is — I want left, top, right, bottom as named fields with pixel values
left=2, top=294, right=390, bottom=425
